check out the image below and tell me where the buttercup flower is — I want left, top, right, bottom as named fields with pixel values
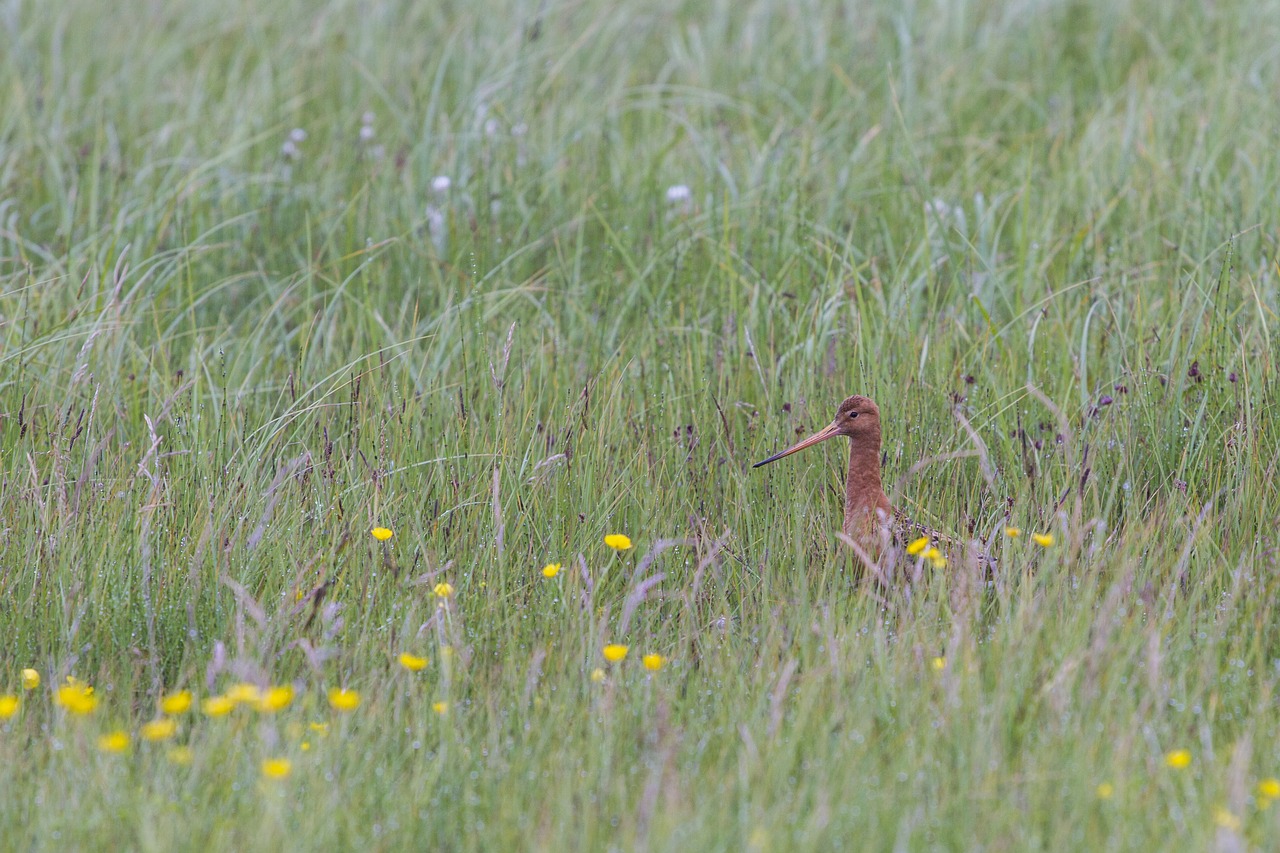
left=399, top=653, right=428, bottom=672
left=141, top=718, right=178, bottom=742
left=590, top=668, right=606, bottom=683
left=55, top=681, right=98, bottom=715
left=1165, top=749, right=1192, bottom=769
left=1032, top=533, right=1054, bottom=547
left=1258, top=778, right=1280, bottom=799
left=906, top=536, right=929, bottom=556
left=604, top=534, right=632, bottom=551
left=1096, top=782, right=1114, bottom=800
left=642, top=654, right=666, bottom=672
left=261, top=758, right=292, bottom=779
left=160, top=690, right=193, bottom=715
left=432, top=701, right=448, bottom=715
left=202, top=695, right=236, bottom=718
left=21, top=669, right=40, bottom=690
left=541, top=563, right=562, bottom=579
left=328, top=688, right=361, bottom=712
left=931, top=657, right=946, bottom=671
left=257, top=685, right=295, bottom=713
left=603, top=644, right=629, bottom=663
left=97, top=730, right=129, bottom=753
left=0, top=696, right=18, bottom=719
left=1005, top=527, right=1021, bottom=538
left=434, top=582, right=455, bottom=598
left=226, top=683, right=262, bottom=706
left=922, top=547, right=947, bottom=569
left=1212, top=806, right=1242, bottom=831
left=372, top=527, right=393, bottom=541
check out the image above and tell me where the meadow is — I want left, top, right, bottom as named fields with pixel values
left=2, top=0, right=1280, bottom=848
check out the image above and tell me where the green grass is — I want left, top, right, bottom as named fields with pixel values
left=3, top=0, right=1280, bottom=848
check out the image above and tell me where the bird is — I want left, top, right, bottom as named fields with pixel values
left=753, top=395, right=895, bottom=541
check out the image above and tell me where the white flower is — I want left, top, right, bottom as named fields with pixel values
left=431, top=175, right=452, bottom=192
left=666, top=184, right=692, bottom=203
left=289, top=128, right=307, bottom=143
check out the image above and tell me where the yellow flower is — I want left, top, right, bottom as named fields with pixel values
left=0, top=696, right=18, bottom=719
left=301, top=741, right=311, bottom=752
left=371, top=527, right=393, bottom=541
left=140, top=718, right=178, bottom=742
left=1032, top=533, right=1054, bottom=547
left=1259, top=778, right=1280, bottom=799
left=931, top=657, right=946, bottom=672
left=166, top=745, right=194, bottom=766
left=603, top=644, right=629, bottom=663
left=590, top=668, right=606, bottom=683
left=201, top=695, right=236, bottom=718
left=55, top=682, right=98, bottom=715
left=159, top=690, right=192, bottom=715
left=906, top=536, right=929, bottom=556
left=440, top=645, right=454, bottom=660
left=642, top=654, right=666, bottom=672
left=432, top=701, right=448, bottom=715
left=434, top=582, right=455, bottom=598
left=257, top=685, right=295, bottom=713
left=541, top=563, right=562, bottom=579
left=309, top=721, right=329, bottom=737
left=261, top=758, right=292, bottom=780
left=1212, top=806, right=1242, bottom=831
left=604, top=534, right=633, bottom=551
left=1165, top=749, right=1192, bottom=769
left=226, top=683, right=261, bottom=706
left=1004, top=527, right=1021, bottom=538
left=328, top=688, right=361, bottom=712
left=1095, top=782, right=1114, bottom=800
left=399, top=653, right=429, bottom=672
left=97, top=730, right=129, bottom=753
left=922, top=547, right=948, bottom=569
left=21, top=669, right=40, bottom=690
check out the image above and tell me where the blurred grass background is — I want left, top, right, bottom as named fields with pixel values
left=2, top=0, right=1280, bottom=848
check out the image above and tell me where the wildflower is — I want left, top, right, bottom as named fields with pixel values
left=309, top=722, right=329, bottom=737
left=1095, top=782, right=1114, bottom=800
left=666, top=184, right=692, bottom=204
left=1004, top=527, right=1021, bottom=538
left=257, top=685, right=294, bottom=714
left=201, top=695, right=236, bottom=718
left=371, top=527, right=393, bottom=541
left=140, top=718, right=178, bottom=742
left=301, top=741, right=311, bottom=752
left=97, top=730, right=129, bottom=753
left=431, top=175, right=452, bottom=193
left=931, top=657, right=946, bottom=672
left=541, top=563, right=562, bottom=579
left=603, top=644, right=629, bottom=663
left=590, top=668, right=606, bottom=683
left=434, top=582, right=455, bottom=598
left=55, top=681, right=98, bottom=715
left=261, top=758, right=292, bottom=780
left=1165, top=749, right=1192, bottom=769
left=432, top=701, right=448, bottom=715
left=604, top=534, right=632, bottom=551
left=642, top=654, right=666, bottom=672
left=906, top=536, right=929, bottom=556
left=398, top=653, right=428, bottom=672
left=328, top=688, right=361, bottom=712
left=1032, top=533, right=1054, bottom=547
left=440, top=646, right=454, bottom=660
left=1212, top=806, right=1242, bottom=831
left=0, top=696, right=18, bottom=719
left=1258, top=778, right=1280, bottom=799
left=166, top=746, right=193, bottom=766
left=21, top=669, right=39, bottom=690
left=226, top=683, right=262, bottom=706
left=922, top=547, right=948, bottom=569
left=160, top=690, right=193, bottom=715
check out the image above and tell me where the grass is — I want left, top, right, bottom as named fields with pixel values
left=2, top=0, right=1280, bottom=847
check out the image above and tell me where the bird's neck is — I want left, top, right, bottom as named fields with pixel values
left=845, top=437, right=888, bottom=519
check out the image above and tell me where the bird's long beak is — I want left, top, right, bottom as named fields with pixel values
left=753, top=421, right=842, bottom=468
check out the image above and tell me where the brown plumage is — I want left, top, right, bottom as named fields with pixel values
left=754, top=395, right=894, bottom=539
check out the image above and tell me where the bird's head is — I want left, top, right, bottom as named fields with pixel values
left=753, top=395, right=882, bottom=468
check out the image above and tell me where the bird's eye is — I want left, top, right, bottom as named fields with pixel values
left=849, top=411, right=859, bottom=418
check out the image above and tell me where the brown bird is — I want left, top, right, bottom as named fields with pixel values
left=753, top=395, right=896, bottom=540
